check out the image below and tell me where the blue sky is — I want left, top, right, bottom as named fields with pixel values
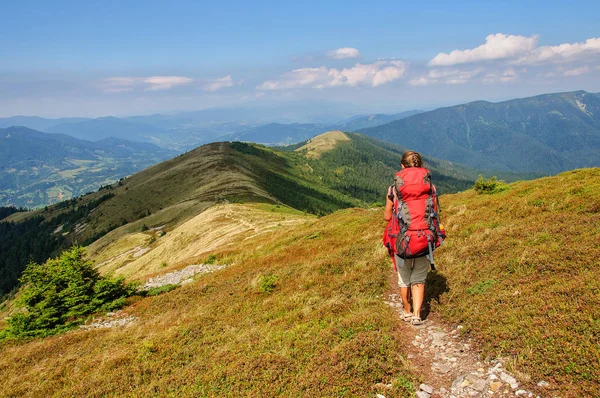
left=1, top=0, right=599, bottom=117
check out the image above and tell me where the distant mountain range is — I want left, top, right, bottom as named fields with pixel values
left=0, top=127, right=176, bottom=208
left=358, top=90, right=600, bottom=173
left=0, top=106, right=422, bottom=150
left=221, top=111, right=423, bottom=145
left=2, top=89, right=600, bottom=178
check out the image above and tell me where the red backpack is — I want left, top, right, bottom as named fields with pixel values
left=383, top=167, right=446, bottom=270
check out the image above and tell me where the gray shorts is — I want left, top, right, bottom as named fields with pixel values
left=395, top=255, right=430, bottom=287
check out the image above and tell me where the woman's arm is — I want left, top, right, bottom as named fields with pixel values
left=384, top=195, right=393, bottom=221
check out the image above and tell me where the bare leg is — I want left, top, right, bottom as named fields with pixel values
left=400, top=286, right=412, bottom=315
left=411, top=283, right=425, bottom=319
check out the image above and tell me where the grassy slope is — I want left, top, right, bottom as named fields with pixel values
left=1, top=169, right=598, bottom=396
left=0, top=208, right=415, bottom=397
left=435, top=168, right=600, bottom=396
left=90, top=203, right=313, bottom=280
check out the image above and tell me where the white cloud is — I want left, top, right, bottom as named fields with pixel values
left=257, top=60, right=407, bottom=90
left=143, top=76, right=194, bottom=91
left=407, top=77, right=431, bottom=86
left=203, top=75, right=237, bottom=92
left=483, top=68, right=518, bottom=84
left=517, top=37, right=600, bottom=64
left=327, top=47, right=361, bottom=59
left=429, top=33, right=538, bottom=66
left=563, top=65, right=591, bottom=76
left=409, top=68, right=484, bottom=86
left=101, top=76, right=193, bottom=92
left=429, top=33, right=600, bottom=68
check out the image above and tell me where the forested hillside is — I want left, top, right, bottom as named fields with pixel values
left=0, top=133, right=477, bottom=295
left=359, top=90, right=600, bottom=173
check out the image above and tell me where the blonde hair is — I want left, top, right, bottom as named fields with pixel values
left=401, top=150, right=423, bottom=168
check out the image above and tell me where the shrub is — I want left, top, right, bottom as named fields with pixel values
left=258, top=274, right=278, bottom=293
left=473, top=175, right=509, bottom=194
left=3, top=247, right=135, bottom=338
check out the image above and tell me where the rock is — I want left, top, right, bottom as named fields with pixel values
left=537, top=380, right=550, bottom=388
left=500, top=372, right=519, bottom=389
left=489, top=381, right=502, bottom=392
left=515, top=390, right=529, bottom=396
left=376, top=394, right=386, bottom=398
left=416, top=391, right=430, bottom=398
left=434, top=362, right=452, bottom=374
left=471, top=379, right=487, bottom=392
left=419, top=383, right=434, bottom=394
left=490, top=362, right=503, bottom=373
left=456, top=325, right=464, bottom=330
left=451, top=375, right=464, bottom=391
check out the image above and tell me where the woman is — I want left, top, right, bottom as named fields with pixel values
left=384, top=150, right=430, bottom=326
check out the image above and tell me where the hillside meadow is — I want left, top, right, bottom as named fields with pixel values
left=0, top=208, right=416, bottom=397
left=1, top=168, right=598, bottom=396
left=434, top=168, right=600, bottom=396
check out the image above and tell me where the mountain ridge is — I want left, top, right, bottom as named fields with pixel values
left=358, top=90, right=600, bottom=173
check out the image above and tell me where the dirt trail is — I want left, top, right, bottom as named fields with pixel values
left=384, top=275, right=546, bottom=398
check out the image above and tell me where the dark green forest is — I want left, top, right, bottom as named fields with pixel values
left=0, top=194, right=115, bottom=296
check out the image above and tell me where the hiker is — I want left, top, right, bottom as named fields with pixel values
left=383, top=150, right=444, bottom=326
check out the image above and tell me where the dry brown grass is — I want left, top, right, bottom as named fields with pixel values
left=0, top=207, right=414, bottom=397
left=295, top=131, right=351, bottom=159
left=91, top=203, right=314, bottom=281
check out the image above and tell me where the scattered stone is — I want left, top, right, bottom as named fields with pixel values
left=419, top=383, right=434, bottom=394
left=416, top=391, right=430, bottom=398
left=500, top=372, right=519, bottom=389
left=515, top=390, right=529, bottom=396
left=376, top=394, right=386, bottom=398
left=434, top=362, right=452, bottom=374
left=470, top=379, right=487, bottom=392
left=451, top=375, right=465, bottom=391
left=489, top=381, right=502, bottom=392
left=141, top=263, right=226, bottom=290
left=80, top=310, right=136, bottom=330
left=537, top=380, right=550, bottom=388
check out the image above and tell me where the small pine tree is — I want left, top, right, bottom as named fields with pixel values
left=4, top=247, right=135, bottom=338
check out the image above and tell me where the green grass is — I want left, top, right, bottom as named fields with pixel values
left=145, top=284, right=179, bottom=296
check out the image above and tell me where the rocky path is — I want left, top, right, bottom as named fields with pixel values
left=140, top=263, right=226, bottom=290
left=384, top=292, right=547, bottom=398
left=81, top=263, right=226, bottom=331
